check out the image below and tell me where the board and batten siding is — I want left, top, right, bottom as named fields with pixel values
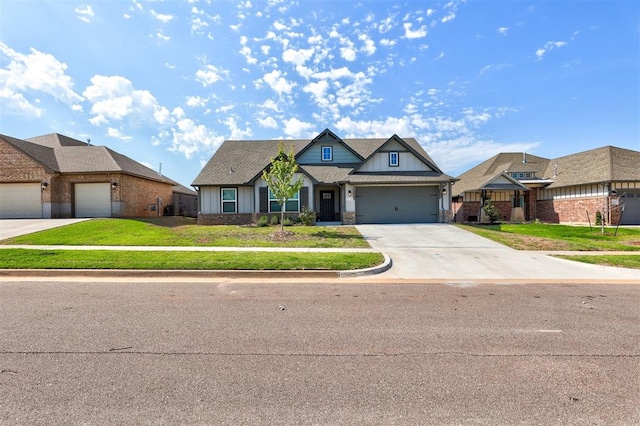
left=199, top=186, right=253, bottom=214
left=358, top=151, right=432, bottom=172
left=296, top=141, right=360, bottom=164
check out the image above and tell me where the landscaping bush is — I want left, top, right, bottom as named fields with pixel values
left=299, top=206, right=316, bottom=226
left=257, top=215, right=269, bottom=227
left=282, top=217, right=294, bottom=227
left=595, top=211, right=603, bottom=226
left=483, top=199, right=500, bottom=223
left=269, top=215, right=280, bottom=225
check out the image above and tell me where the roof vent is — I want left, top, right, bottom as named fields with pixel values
left=522, top=152, right=527, bottom=163
left=553, top=163, right=558, bottom=178
left=87, top=138, right=91, bottom=146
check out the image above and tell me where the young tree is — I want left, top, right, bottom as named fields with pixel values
left=262, top=142, right=304, bottom=233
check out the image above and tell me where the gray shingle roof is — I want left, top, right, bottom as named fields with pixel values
left=192, top=134, right=452, bottom=186
left=2, top=133, right=176, bottom=184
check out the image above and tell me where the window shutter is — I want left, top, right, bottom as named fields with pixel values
left=300, top=186, right=309, bottom=209
left=259, top=187, right=268, bottom=213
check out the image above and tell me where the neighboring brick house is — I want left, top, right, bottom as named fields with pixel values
left=452, top=146, right=640, bottom=225
left=193, top=129, right=456, bottom=225
left=0, top=133, right=179, bottom=219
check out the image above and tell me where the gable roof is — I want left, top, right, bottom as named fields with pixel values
left=453, top=146, right=640, bottom=195
left=352, top=134, right=443, bottom=174
left=1, top=133, right=176, bottom=184
left=192, top=131, right=453, bottom=186
left=453, top=152, right=550, bottom=195
left=541, top=146, right=640, bottom=188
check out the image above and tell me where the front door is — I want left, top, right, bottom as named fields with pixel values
left=319, top=190, right=335, bottom=221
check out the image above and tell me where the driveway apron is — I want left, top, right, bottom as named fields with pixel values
left=356, top=224, right=640, bottom=281
left=0, top=219, right=89, bottom=240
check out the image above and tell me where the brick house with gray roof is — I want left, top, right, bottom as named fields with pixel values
left=452, top=146, right=640, bottom=225
left=192, top=129, right=456, bottom=225
left=0, top=133, right=179, bottom=219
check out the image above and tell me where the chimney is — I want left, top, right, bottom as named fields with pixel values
left=522, top=152, right=527, bottom=163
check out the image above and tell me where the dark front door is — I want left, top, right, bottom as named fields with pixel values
left=319, top=190, right=335, bottom=221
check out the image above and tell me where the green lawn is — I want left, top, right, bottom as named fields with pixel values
left=0, top=218, right=381, bottom=271
left=458, top=223, right=640, bottom=269
left=0, top=249, right=383, bottom=271
left=2, top=217, right=370, bottom=248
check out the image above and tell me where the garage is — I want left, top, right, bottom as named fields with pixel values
left=355, top=186, right=439, bottom=224
left=619, top=190, right=640, bottom=225
left=0, top=183, right=43, bottom=218
left=74, top=183, right=111, bottom=218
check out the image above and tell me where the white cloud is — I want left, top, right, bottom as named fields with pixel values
left=283, top=117, right=314, bottom=138
left=239, top=46, right=258, bottom=64
left=75, top=5, right=94, bottom=23
left=195, top=64, right=229, bottom=86
left=340, top=47, right=356, bottom=61
left=156, top=32, right=170, bottom=41
left=107, top=127, right=133, bottom=141
left=0, top=42, right=84, bottom=117
left=261, top=70, right=296, bottom=94
left=82, top=75, right=169, bottom=127
left=151, top=10, right=174, bottom=23
left=223, top=116, right=253, bottom=139
left=186, top=96, right=207, bottom=108
left=169, top=118, right=224, bottom=159
left=380, top=38, right=397, bottom=47
left=191, top=18, right=209, bottom=33
left=403, top=22, right=428, bottom=39
left=259, top=99, right=281, bottom=112
left=535, top=41, right=567, bottom=60
left=359, top=34, right=376, bottom=56
left=498, top=27, right=509, bottom=36
left=282, top=47, right=314, bottom=66
left=257, top=116, right=278, bottom=128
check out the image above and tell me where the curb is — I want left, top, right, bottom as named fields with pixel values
left=0, top=253, right=392, bottom=279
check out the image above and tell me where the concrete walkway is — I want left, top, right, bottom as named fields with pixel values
left=355, top=224, right=640, bottom=282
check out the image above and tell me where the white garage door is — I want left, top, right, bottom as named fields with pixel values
left=75, top=183, right=111, bottom=218
left=0, top=183, right=42, bottom=218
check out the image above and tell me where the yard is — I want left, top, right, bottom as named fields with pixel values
left=458, top=223, right=640, bottom=269
left=0, top=218, right=382, bottom=271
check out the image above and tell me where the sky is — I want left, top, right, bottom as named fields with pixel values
left=1, top=0, right=639, bottom=187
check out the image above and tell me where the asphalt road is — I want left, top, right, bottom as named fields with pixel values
left=1, top=279, right=638, bottom=425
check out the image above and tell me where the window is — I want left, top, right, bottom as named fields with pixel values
left=389, top=151, right=399, bottom=167
left=321, top=146, right=332, bottom=162
left=221, top=188, right=237, bottom=213
left=269, top=189, right=299, bottom=212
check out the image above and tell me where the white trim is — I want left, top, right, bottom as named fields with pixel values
left=221, top=187, right=237, bottom=213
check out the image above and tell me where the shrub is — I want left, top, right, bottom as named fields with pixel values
left=299, top=206, right=315, bottom=226
left=282, top=217, right=294, bottom=227
left=269, top=215, right=280, bottom=225
left=483, top=199, right=500, bottom=223
left=257, top=215, right=269, bottom=227
left=595, top=211, right=603, bottom=226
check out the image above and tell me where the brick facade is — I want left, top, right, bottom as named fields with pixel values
left=537, top=197, right=613, bottom=225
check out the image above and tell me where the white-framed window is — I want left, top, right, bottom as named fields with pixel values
left=221, top=188, right=237, bottom=213
left=321, top=146, right=332, bottom=162
left=389, top=151, right=399, bottom=167
left=269, top=189, right=299, bottom=212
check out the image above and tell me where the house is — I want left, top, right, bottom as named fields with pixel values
left=0, top=133, right=179, bottom=219
left=192, top=129, right=456, bottom=225
left=452, top=146, right=640, bottom=225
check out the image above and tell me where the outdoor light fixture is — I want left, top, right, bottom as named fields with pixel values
left=112, top=182, right=118, bottom=189
left=348, top=189, right=352, bottom=197
left=41, top=182, right=48, bottom=191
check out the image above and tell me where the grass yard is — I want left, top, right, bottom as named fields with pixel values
left=0, top=249, right=382, bottom=270
left=458, top=223, right=640, bottom=269
left=2, top=217, right=370, bottom=248
left=457, top=223, right=640, bottom=251
left=0, top=218, right=381, bottom=271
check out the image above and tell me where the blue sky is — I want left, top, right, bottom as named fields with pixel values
left=1, top=0, right=638, bottom=187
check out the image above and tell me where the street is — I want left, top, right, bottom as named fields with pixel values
left=1, top=279, right=639, bottom=425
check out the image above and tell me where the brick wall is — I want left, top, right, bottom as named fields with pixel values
left=198, top=213, right=254, bottom=225
left=537, top=197, right=611, bottom=225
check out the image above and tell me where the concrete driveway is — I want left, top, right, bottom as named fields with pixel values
left=356, top=224, right=640, bottom=281
left=0, top=219, right=89, bottom=240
